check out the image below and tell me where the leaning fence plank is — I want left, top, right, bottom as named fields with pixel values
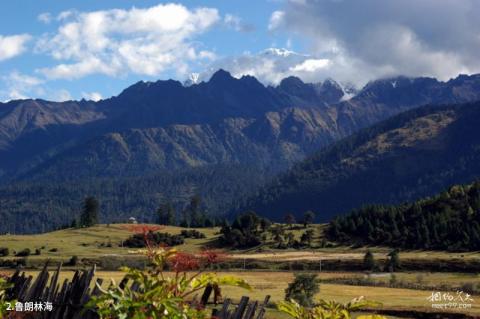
left=201, top=283, right=213, bottom=306
left=216, top=298, right=232, bottom=318
left=244, top=300, right=258, bottom=319
left=232, top=296, right=249, bottom=319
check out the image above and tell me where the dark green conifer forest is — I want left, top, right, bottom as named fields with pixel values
left=327, top=181, right=480, bottom=251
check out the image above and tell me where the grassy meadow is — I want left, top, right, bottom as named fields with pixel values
left=1, top=224, right=480, bottom=318
left=1, top=224, right=476, bottom=263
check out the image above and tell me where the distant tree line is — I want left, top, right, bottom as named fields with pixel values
left=156, top=195, right=224, bottom=228
left=327, top=181, right=480, bottom=251
left=0, top=164, right=267, bottom=234
left=61, top=193, right=225, bottom=232
left=362, top=249, right=401, bottom=272
left=219, top=211, right=317, bottom=249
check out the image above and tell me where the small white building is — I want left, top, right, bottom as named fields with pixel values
left=128, top=217, right=138, bottom=224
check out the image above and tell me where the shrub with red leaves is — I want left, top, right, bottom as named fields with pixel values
left=124, top=224, right=164, bottom=234
left=199, top=250, right=227, bottom=266
left=168, top=252, right=200, bottom=272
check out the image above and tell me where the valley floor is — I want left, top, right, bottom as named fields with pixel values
left=2, top=270, right=479, bottom=318
left=1, top=224, right=480, bottom=318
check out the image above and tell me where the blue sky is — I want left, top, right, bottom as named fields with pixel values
left=1, top=0, right=479, bottom=102
left=0, top=1, right=296, bottom=101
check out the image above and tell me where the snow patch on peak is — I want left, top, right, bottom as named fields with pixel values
left=339, top=82, right=359, bottom=101
left=183, top=72, right=201, bottom=86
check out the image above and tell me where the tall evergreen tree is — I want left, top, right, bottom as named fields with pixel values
left=363, top=250, right=375, bottom=271
left=189, top=195, right=206, bottom=227
left=80, top=196, right=99, bottom=227
left=386, top=249, right=401, bottom=272
left=157, top=202, right=176, bottom=225
left=260, top=218, right=272, bottom=232
left=303, top=211, right=315, bottom=228
left=300, top=229, right=314, bottom=246
left=284, top=213, right=296, bottom=229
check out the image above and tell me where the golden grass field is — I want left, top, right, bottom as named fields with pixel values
left=4, top=270, right=479, bottom=318
left=1, top=225, right=480, bottom=318
left=0, top=224, right=218, bottom=263
left=1, top=224, right=478, bottom=263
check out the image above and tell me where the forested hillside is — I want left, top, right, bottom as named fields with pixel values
left=327, top=181, right=480, bottom=251
left=235, top=101, right=480, bottom=221
left=0, top=165, right=265, bottom=234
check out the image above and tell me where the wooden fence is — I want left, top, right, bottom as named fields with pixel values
left=4, top=263, right=269, bottom=319
left=5, top=263, right=100, bottom=319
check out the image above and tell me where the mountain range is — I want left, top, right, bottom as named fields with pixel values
left=236, top=100, right=480, bottom=221
left=2, top=70, right=480, bottom=233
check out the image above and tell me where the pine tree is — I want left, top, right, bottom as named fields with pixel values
left=260, top=218, right=272, bottom=232
left=80, top=196, right=99, bottom=227
left=303, top=211, right=315, bottom=228
left=180, top=208, right=190, bottom=228
left=363, top=250, right=375, bottom=271
left=285, top=232, right=295, bottom=247
left=271, top=224, right=285, bottom=242
left=285, top=213, right=296, bottom=229
left=204, top=216, right=215, bottom=227
left=157, top=202, right=176, bottom=225
left=386, top=249, right=400, bottom=272
left=189, top=195, right=205, bottom=227
left=300, top=229, right=314, bottom=246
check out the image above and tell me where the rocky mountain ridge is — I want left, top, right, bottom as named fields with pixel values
left=2, top=71, right=480, bottom=182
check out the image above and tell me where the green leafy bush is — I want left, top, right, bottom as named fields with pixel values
left=278, top=297, right=386, bottom=319
left=68, top=255, right=79, bottom=266
left=123, top=231, right=184, bottom=248
left=180, top=229, right=206, bottom=239
left=0, top=247, right=9, bottom=257
left=15, top=248, right=31, bottom=257
left=285, top=273, right=320, bottom=307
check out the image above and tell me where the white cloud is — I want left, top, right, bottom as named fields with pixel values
left=36, top=3, right=220, bottom=79
left=0, top=72, right=73, bottom=102
left=276, top=0, right=480, bottom=84
left=39, top=57, right=118, bottom=80
left=290, top=59, right=329, bottom=72
left=38, top=12, right=52, bottom=24
left=0, top=72, right=44, bottom=101
left=0, top=34, right=31, bottom=61
left=199, top=48, right=335, bottom=85
left=52, top=89, right=72, bottom=102
left=82, top=91, right=102, bottom=101
left=224, top=14, right=254, bottom=32
left=57, top=10, right=76, bottom=21
left=268, top=11, right=285, bottom=31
